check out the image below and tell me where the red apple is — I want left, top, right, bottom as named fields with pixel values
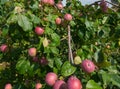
left=35, top=83, right=42, bottom=89
left=53, top=80, right=68, bottom=89
left=4, top=83, right=12, bottom=89
left=81, top=59, right=95, bottom=73
left=0, top=44, right=8, bottom=52
left=67, top=76, right=82, bottom=89
left=45, top=72, right=58, bottom=86
left=64, top=14, right=72, bottom=21
left=56, top=3, right=63, bottom=10
left=41, top=0, right=48, bottom=4
left=48, top=0, right=55, bottom=5
left=55, top=17, right=62, bottom=25
left=28, top=47, right=37, bottom=57
left=35, top=27, right=44, bottom=35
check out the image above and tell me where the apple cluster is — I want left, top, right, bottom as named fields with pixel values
left=45, top=72, right=82, bottom=89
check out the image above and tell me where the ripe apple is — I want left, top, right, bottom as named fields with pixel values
left=53, top=80, right=68, bottom=89
left=56, top=3, right=63, bottom=10
left=0, top=44, right=8, bottom=52
left=67, top=76, right=82, bottom=89
left=35, top=27, right=44, bottom=35
left=28, top=47, right=37, bottom=57
left=64, top=14, right=72, bottom=21
left=41, top=0, right=48, bottom=4
left=55, top=17, right=62, bottom=25
left=4, top=83, right=12, bottom=89
left=35, top=83, right=42, bottom=89
left=48, top=0, right=55, bottom=5
left=45, top=72, right=58, bottom=86
left=81, top=59, right=95, bottom=73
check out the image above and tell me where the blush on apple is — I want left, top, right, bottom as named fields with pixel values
left=67, top=76, right=82, bottom=89
left=55, top=17, right=62, bottom=25
left=53, top=80, right=68, bottom=89
left=45, top=72, right=58, bottom=86
left=0, top=44, right=8, bottom=52
left=64, top=14, right=72, bottom=21
left=56, top=3, right=63, bottom=10
left=35, top=83, right=42, bottom=89
left=35, top=27, right=44, bottom=35
left=4, top=83, right=12, bottom=89
left=81, top=59, right=96, bottom=73
left=28, top=47, right=37, bottom=57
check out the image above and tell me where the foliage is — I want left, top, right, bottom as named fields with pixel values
left=0, top=0, right=120, bottom=89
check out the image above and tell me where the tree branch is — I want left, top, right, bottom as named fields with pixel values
left=86, top=0, right=120, bottom=8
left=68, top=25, right=74, bottom=64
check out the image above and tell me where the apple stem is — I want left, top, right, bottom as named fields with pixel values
left=68, top=25, right=74, bottom=64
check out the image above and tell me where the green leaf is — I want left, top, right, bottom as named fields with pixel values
left=16, top=59, right=30, bottom=74
left=0, top=0, right=9, bottom=4
left=86, top=80, right=102, bottom=89
left=50, top=47, right=59, bottom=54
left=61, top=61, right=76, bottom=77
left=17, top=14, right=33, bottom=31
left=100, top=71, right=120, bottom=88
left=47, top=58, right=54, bottom=68
left=7, top=14, right=17, bottom=24
left=51, top=33, right=60, bottom=46
left=54, top=58, right=62, bottom=69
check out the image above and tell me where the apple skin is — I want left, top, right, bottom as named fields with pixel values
left=56, top=3, right=63, bottom=10
left=64, top=14, right=72, bottom=21
left=67, top=76, right=82, bottom=89
left=55, top=17, right=62, bottom=25
left=81, top=59, right=96, bottom=73
left=0, top=44, right=8, bottom=52
left=4, top=83, right=12, bottom=89
left=41, top=0, right=48, bottom=4
left=35, top=27, right=44, bottom=35
left=53, top=80, right=68, bottom=89
left=45, top=72, right=58, bottom=86
left=35, top=83, right=42, bottom=89
left=48, top=0, right=55, bottom=5
left=28, top=47, right=37, bottom=57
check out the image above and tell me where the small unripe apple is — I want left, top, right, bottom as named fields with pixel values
left=28, top=47, right=37, bottom=57
left=100, top=0, right=108, bottom=13
left=55, top=17, right=62, bottom=25
left=53, top=80, right=68, bottom=89
left=56, top=3, right=63, bottom=10
left=35, top=27, right=44, bottom=35
left=67, top=76, right=82, bottom=89
left=32, top=56, right=39, bottom=62
left=45, top=72, right=58, bottom=86
left=4, top=83, right=12, bottom=89
left=35, top=83, right=42, bottom=89
left=0, top=44, right=8, bottom=52
left=48, top=0, right=55, bottom=5
left=81, top=59, right=95, bottom=73
left=64, top=14, right=72, bottom=21
left=40, top=57, right=48, bottom=66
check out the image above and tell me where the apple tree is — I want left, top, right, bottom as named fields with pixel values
left=0, top=0, right=120, bottom=89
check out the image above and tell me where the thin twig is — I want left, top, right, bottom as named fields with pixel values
left=86, top=0, right=120, bottom=8
left=68, top=25, right=74, bottom=64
